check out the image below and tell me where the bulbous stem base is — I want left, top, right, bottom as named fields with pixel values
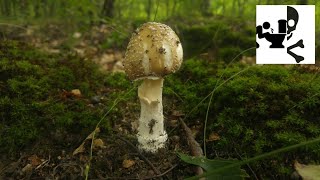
left=137, top=78, right=167, bottom=152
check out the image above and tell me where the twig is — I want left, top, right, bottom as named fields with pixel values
left=179, top=118, right=204, bottom=177
left=53, top=162, right=83, bottom=178
left=35, top=155, right=50, bottom=170
left=114, top=135, right=161, bottom=175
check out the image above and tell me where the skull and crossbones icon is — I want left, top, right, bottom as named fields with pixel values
left=287, top=6, right=304, bottom=63
left=256, top=6, right=305, bottom=63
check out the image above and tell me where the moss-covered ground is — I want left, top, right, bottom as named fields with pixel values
left=1, top=20, right=320, bottom=179
left=166, top=60, right=320, bottom=178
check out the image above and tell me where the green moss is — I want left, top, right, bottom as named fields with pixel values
left=176, top=17, right=255, bottom=60
left=100, top=31, right=129, bottom=49
left=165, top=59, right=320, bottom=178
left=2, top=39, right=319, bottom=177
left=0, top=40, right=130, bottom=154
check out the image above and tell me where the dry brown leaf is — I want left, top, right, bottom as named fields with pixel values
left=73, top=128, right=100, bottom=155
left=207, top=133, right=220, bottom=142
left=71, top=89, right=81, bottom=97
left=172, top=110, right=185, bottom=117
left=191, top=126, right=200, bottom=137
left=73, top=142, right=86, bottom=155
left=295, top=161, right=320, bottom=180
left=93, top=138, right=105, bottom=149
left=122, top=159, right=135, bottom=169
left=28, top=155, right=42, bottom=167
left=73, top=32, right=82, bottom=39
left=22, top=164, right=33, bottom=173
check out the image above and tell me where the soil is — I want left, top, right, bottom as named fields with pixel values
left=0, top=23, right=202, bottom=180
left=0, top=119, right=197, bottom=179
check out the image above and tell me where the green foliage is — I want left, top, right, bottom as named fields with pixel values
left=165, top=59, right=320, bottom=178
left=179, top=137, right=320, bottom=180
left=178, top=153, right=248, bottom=179
left=176, top=17, right=255, bottom=60
left=0, top=41, right=131, bottom=153
left=100, top=31, right=129, bottom=49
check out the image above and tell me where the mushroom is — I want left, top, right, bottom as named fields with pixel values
left=123, top=22, right=183, bottom=152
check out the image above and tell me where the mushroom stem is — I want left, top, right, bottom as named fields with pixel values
left=137, top=78, right=167, bottom=152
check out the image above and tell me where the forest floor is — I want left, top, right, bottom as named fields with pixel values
left=1, top=120, right=195, bottom=179
left=0, top=23, right=202, bottom=179
left=2, top=20, right=319, bottom=180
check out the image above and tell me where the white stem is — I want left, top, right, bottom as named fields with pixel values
left=137, top=78, right=167, bottom=152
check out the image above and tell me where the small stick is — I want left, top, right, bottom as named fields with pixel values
left=179, top=118, right=204, bottom=177
left=35, top=155, right=50, bottom=170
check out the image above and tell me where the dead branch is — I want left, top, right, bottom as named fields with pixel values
left=179, top=118, right=204, bottom=177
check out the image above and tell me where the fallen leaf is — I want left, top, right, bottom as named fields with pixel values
left=93, top=138, right=105, bottom=149
left=172, top=110, right=185, bottom=117
left=71, top=89, right=81, bottom=97
left=28, top=155, right=42, bottom=167
left=73, top=128, right=100, bottom=155
left=73, top=32, right=82, bottom=39
left=22, top=164, right=33, bottom=173
left=295, top=161, right=320, bottom=180
left=207, top=133, right=220, bottom=142
left=168, top=119, right=179, bottom=127
left=191, top=126, right=200, bottom=137
left=73, top=144, right=85, bottom=156
left=122, top=159, right=135, bottom=169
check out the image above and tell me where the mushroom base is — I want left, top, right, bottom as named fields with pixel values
left=137, top=132, right=168, bottom=152
left=137, top=78, right=167, bottom=152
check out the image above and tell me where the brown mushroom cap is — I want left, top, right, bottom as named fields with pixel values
left=123, top=22, right=183, bottom=80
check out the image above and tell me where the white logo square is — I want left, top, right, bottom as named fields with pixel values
left=256, top=5, right=315, bottom=64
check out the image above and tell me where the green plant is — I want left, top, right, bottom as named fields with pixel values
left=180, top=137, right=320, bottom=180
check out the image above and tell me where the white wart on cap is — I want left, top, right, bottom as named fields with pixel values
left=124, top=22, right=183, bottom=80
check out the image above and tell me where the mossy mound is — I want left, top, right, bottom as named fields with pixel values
left=165, top=60, right=320, bottom=178
left=0, top=41, right=133, bottom=155
left=172, top=16, right=255, bottom=61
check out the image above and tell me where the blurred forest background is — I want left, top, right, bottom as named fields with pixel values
left=0, top=0, right=319, bottom=61
left=1, top=0, right=320, bottom=179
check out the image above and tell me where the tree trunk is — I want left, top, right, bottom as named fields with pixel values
left=165, top=0, right=169, bottom=18
left=2, top=0, right=11, bottom=16
left=117, top=0, right=122, bottom=19
left=101, top=0, right=115, bottom=18
left=232, top=0, right=236, bottom=16
left=20, top=0, right=28, bottom=17
left=222, top=0, right=225, bottom=14
left=145, top=0, right=152, bottom=21
left=200, top=0, right=211, bottom=16
left=171, top=0, right=177, bottom=17
left=237, top=0, right=244, bottom=17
